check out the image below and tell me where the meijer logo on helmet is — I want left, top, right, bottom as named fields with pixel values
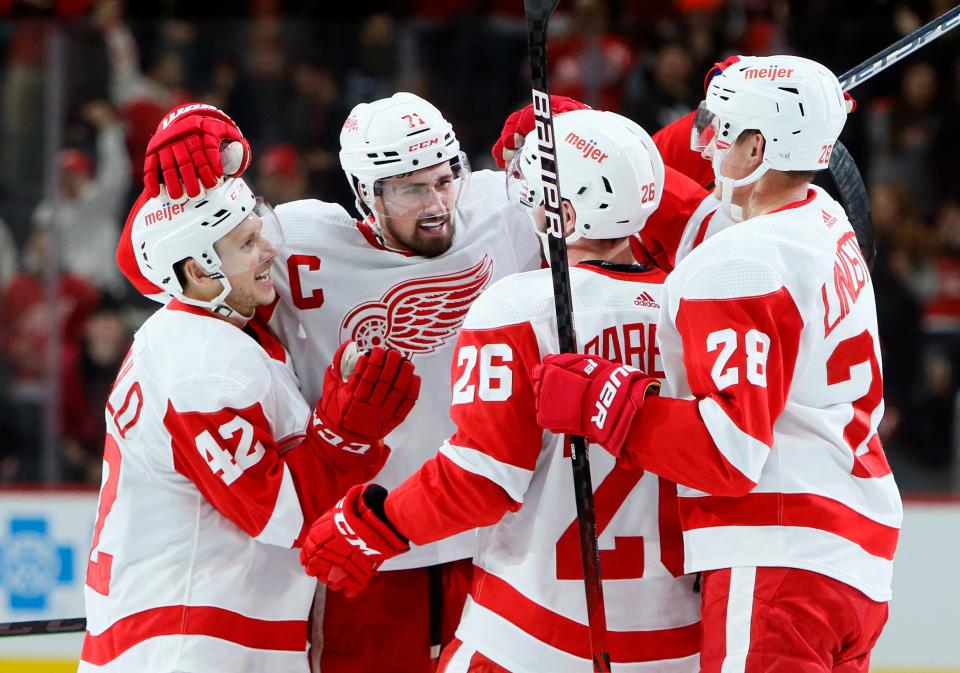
left=563, top=132, right=609, bottom=163
left=743, top=67, right=795, bottom=81
left=144, top=203, right=185, bottom=226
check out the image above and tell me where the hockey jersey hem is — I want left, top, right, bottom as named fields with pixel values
left=681, top=526, right=893, bottom=602
left=81, top=604, right=308, bottom=666
left=457, top=566, right=700, bottom=672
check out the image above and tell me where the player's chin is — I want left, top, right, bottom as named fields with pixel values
left=255, top=284, right=277, bottom=307
left=412, top=223, right=454, bottom=257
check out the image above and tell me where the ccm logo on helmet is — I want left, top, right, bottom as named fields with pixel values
left=408, top=137, right=440, bottom=152
left=343, top=116, right=359, bottom=133
left=144, top=203, right=186, bottom=226
left=743, top=67, right=794, bottom=81
left=564, top=132, right=609, bottom=163
left=591, top=363, right=637, bottom=429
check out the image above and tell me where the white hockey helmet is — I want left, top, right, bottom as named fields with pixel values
left=508, top=109, right=665, bottom=258
left=692, top=55, right=847, bottom=220
left=339, top=92, right=469, bottom=227
left=131, top=177, right=282, bottom=317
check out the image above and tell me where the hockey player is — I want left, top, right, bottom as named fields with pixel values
left=298, top=109, right=702, bottom=673
left=532, top=55, right=903, bottom=672
left=115, top=94, right=543, bottom=673
left=81, top=177, right=419, bottom=672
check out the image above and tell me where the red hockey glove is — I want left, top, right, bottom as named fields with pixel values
left=319, top=341, right=421, bottom=439
left=143, top=103, right=251, bottom=200
left=301, top=483, right=409, bottom=596
left=491, top=95, right=592, bottom=169
left=531, top=353, right=661, bottom=457
left=309, top=341, right=420, bottom=469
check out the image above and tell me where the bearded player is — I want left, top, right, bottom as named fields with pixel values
left=117, top=94, right=541, bottom=673
left=297, top=110, right=703, bottom=673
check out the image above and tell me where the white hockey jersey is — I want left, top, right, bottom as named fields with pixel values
left=265, top=169, right=541, bottom=570
left=624, top=186, right=903, bottom=601
left=79, top=300, right=368, bottom=673
left=385, top=263, right=701, bottom=673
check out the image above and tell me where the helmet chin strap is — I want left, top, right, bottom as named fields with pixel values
left=176, top=275, right=252, bottom=322
left=712, top=151, right=769, bottom=223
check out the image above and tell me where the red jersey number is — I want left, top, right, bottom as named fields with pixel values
left=826, top=330, right=891, bottom=478
left=88, top=356, right=145, bottom=595
left=86, top=435, right=121, bottom=596
left=555, top=468, right=684, bottom=581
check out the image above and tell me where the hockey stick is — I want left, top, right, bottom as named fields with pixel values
left=0, top=617, right=86, bottom=637
left=820, top=5, right=960, bottom=270
left=523, top=1, right=611, bottom=671
left=839, top=3, right=960, bottom=91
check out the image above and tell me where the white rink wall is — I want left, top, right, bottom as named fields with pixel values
left=0, top=491, right=957, bottom=672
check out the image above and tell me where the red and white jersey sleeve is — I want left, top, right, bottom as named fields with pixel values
left=633, top=167, right=734, bottom=273
left=265, top=169, right=541, bottom=570
left=630, top=186, right=902, bottom=602
left=387, top=264, right=700, bottom=673
left=80, top=301, right=327, bottom=673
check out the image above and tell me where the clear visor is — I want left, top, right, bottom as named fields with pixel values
left=505, top=146, right=540, bottom=213
left=213, top=198, right=284, bottom=277
left=690, top=100, right=719, bottom=153
left=375, top=152, right=471, bottom=217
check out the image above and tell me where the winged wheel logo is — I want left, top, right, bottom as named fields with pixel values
left=340, top=256, right=493, bottom=358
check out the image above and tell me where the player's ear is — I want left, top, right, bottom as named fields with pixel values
left=561, top=199, right=577, bottom=236
left=749, top=132, right=765, bottom=168
left=182, top=258, right=218, bottom=293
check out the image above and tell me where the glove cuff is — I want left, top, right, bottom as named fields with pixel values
left=349, top=484, right=409, bottom=556
left=308, top=408, right=387, bottom=470
left=361, top=484, right=410, bottom=547
left=604, top=375, right=661, bottom=458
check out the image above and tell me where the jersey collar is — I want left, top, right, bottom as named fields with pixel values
left=764, top=188, right=817, bottom=216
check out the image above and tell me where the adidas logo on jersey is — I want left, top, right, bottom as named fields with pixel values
left=821, top=209, right=838, bottom=228
left=634, top=291, right=659, bottom=308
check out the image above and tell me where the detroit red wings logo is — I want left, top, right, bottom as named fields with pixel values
left=340, top=256, right=493, bottom=358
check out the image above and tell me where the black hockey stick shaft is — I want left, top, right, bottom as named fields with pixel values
left=523, top=1, right=611, bottom=671
left=839, top=3, right=960, bottom=91
left=825, top=140, right=875, bottom=268
left=0, top=617, right=86, bottom=637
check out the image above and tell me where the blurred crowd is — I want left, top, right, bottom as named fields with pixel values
left=0, top=0, right=958, bottom=491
